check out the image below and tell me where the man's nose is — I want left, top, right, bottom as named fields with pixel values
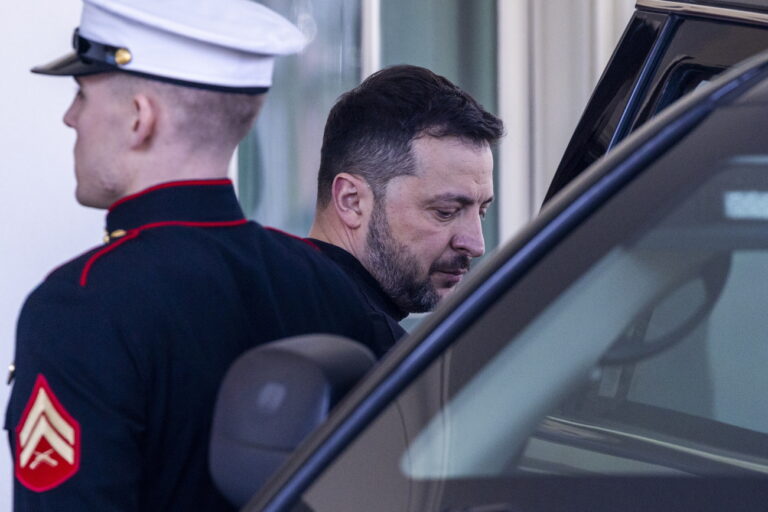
left=63, top=101, right=77, bottom=128
left=451, top=215, right=485, bottom=258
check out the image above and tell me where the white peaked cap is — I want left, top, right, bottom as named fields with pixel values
left=33, top=0, right=307, bottom=92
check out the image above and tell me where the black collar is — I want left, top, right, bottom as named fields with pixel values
left=308, top=239, right=408, bottom=322
left=105, top=179, right=245, bottom=238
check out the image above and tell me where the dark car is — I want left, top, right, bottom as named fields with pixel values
left=211, top=2, right=768, bottom=511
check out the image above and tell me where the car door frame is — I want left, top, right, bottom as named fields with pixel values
left=545, top=0, right=768, bottom=203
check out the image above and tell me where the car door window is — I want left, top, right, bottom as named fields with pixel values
left=627, top=16, right=768, bottom=132
left=545, top=11, right=667, bottom=203
left=297, top=98, right=768, bottom=512
left=547, top=14, right=768, bottom=203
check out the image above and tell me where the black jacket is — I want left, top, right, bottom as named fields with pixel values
left=309, top=239, right=407, bottom=357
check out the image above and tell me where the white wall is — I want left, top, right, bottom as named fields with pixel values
left=1, top=1, right=102, bottom=507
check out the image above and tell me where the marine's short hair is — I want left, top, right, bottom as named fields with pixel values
left=114, top=73, right=264, bottom=150
left=316, top=65, right=504, bottom=207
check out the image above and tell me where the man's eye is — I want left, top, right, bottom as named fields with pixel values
left=435, top=209, right=457, bottom=220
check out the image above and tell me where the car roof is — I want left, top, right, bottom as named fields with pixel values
left=681, top=0, right=768, bottom=10
left=639, top=0, right=768, bottom=24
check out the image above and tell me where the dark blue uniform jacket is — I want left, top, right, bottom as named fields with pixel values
left=5, top=180, right=380, bottom=511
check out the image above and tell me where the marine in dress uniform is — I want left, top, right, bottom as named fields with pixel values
left=5, top=1, right=382, bottom=510
left=309, top=239, right=407, bottom=356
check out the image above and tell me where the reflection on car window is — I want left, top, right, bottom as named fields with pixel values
left=300, top=103, right=768, bottom=512
left=633, top=62, right=723, bottom=126
left=518, top=156, right=768, bottom=477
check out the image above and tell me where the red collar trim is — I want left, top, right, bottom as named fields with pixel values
left=79, top=219, right=248, bottom=287
left=108, top=179, right=233, bottom=212
left=265, top=227, right=320, bottom=251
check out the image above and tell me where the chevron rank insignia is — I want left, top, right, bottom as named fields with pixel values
left=15, top=374, right=81, bottom=491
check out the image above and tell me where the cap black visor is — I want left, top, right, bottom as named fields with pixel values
left=31, top=52, right=117, bottom=77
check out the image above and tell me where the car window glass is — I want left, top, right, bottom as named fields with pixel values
left=639, top=62, right=723, bottom=117
left=628, top=17, right=768, bottom=133
left=298, top=101, right=768, bottom=512
left=547, top=15, right=768, bottom=204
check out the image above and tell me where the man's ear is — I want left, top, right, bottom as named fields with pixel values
left=331, top=173, right=373, bottom=230
left=128, top=93, right=156, bottom=149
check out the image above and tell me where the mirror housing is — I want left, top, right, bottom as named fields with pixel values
left=209, top=335, right=376, bottom=508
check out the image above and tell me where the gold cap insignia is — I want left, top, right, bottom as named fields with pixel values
left=115, top=48, right=132, bottom=66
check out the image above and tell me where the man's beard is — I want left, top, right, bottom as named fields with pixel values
left=364, top=202, right=469, bottom=313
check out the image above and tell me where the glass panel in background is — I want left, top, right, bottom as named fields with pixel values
left=239, top=0, right=362, bottom=235
left=380, top=0, right=499, bottom=251
left=380, top=0, right=499, bottom=330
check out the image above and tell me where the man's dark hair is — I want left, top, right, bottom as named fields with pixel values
left=316, top=65, right=504, bottom=207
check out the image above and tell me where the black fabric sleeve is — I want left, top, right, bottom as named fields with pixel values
left=6, top=278, right=145, bottom=511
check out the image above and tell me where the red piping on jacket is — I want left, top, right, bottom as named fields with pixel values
left=79, top=219, right=248, bottom=287
left=265, top=227, right=319, bottom=251
left=108, top=179, right=233, bottom=212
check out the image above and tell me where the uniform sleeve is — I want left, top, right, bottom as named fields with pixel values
left=5, top=279, right=146, bottom=511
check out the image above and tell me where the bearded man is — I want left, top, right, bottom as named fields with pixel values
left=309, top=65, right=504, bottom=355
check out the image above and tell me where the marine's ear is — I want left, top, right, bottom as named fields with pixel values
left=128, top=93, right=157, bottom=149
left=331, top=173, right=373, bottom=230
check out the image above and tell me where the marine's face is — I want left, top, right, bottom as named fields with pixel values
left=63, top=74, right=131, bottom=209
left=363, top=135, right=493, bottom=313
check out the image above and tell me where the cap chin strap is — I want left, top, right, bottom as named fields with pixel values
left=72, top=28, right=129, bottom=67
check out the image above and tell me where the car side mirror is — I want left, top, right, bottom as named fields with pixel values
left=209, top=334, right=376, bottom=508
